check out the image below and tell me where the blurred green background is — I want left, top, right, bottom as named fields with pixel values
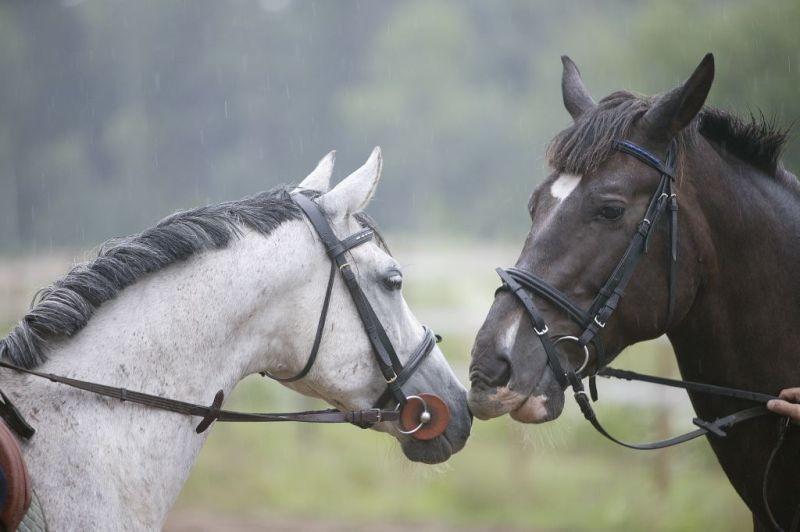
left=1, top=0, right=797, bottom=530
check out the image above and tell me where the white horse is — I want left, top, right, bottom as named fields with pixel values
left=0, top=148, right=471, bottom=530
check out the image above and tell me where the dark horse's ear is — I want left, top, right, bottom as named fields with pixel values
left=561, top=55, right=595, bottom=120
left=641, top=53, right=715, bottom=143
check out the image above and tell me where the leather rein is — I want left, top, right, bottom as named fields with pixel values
left=496, top=139, right=796, bottom=531
left=0, top=192, right=449, bottom=443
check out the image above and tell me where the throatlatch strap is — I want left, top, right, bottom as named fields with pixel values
left=261, top=259, right=337, bottom=382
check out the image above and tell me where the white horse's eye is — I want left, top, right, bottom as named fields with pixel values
left=383, top=273, right=403, bottom=291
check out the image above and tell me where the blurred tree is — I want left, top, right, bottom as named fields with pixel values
left=0, top=0, right=796, bottom=250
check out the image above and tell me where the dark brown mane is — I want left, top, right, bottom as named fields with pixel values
left=546, top=91, right=791, bottom=178
left=546, top=91, right=653, bottom=176
left=698, top=108, right=790, bottom=175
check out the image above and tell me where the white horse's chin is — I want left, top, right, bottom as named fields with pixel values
left=509, top=394, right=551, bottom=423
left=401, top=434, right=454, bottom=464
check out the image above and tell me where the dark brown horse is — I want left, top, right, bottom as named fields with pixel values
left=468, top=54, right=800, bottom=531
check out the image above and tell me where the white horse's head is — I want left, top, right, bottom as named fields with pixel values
left=1, top=147, right=470, bottom=528
left=257, top=148, right=471, bottom=463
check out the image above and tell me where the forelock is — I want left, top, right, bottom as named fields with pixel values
left=546, top=91, right=652, bottom=176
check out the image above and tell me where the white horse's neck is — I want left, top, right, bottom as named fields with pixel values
left=5, top=221, right=320, bottom=530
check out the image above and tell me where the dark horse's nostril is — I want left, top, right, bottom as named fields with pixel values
left=470, top=353, right=512, bottom=389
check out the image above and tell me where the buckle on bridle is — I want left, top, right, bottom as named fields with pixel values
left=534, top=324, right=549, bottom=336
left=593, top=316, right=606, bottom=328
left=339, top=262, right=351, bottom=271
left=385, top=371, right=398, bottom=384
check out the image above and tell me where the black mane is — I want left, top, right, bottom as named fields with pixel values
left=1, top=184, right=390, bottom=371
left=2, top=187, right=305, bottom=369
left=698, top=108, right=790, bottom=175
left=547, top=91, right=791, bottom=177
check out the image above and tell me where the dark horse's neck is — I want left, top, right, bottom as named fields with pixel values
left=668, top=137, right=800, bottom=530
left=670, top=141, right=800, bottom=390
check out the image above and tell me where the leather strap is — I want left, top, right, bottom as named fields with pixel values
left=0, top=391, right=34, bottom=440
left=261, top=260, right=338, bottom=383
left=0, top=360, right=400, bottom=434
left=373, top=328, right=437, bottom=408
left=580, top=172, right=672, bottom=361
left=497, top=269, right=568, bottom=387
left=668, top=189, right=679, bottom=325
left=293, top=194, right=408, bottom=405
left=574, top=385, right=772, bottom=449
left=599, top=367, right=779, bottom=404
left=499, top=268, right=592, bottom=327
left=497, top=267, right=606, bottom=365
left=762, top=417, right=800, bottom=532
left=613, top=140, right=675, bottom=179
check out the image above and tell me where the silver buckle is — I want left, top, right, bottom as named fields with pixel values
left=593, top=316, right=606, bottom=328
left=534, top=324, right=548, bottom=336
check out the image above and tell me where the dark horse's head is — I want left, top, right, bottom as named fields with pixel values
left=469, top=54, right=717, bottom=422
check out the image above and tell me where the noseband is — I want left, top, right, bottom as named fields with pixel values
left=495, top=139, right=794, bottom=530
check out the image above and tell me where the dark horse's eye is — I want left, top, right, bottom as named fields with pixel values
left=599, top=205, right=625, bottom=221
left=383, top=273, right=403, bottom=291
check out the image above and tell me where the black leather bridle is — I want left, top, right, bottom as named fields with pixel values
left=496, top=139, right=679, bottom=391
left=495, top=139, right=795, bottom=530
left=0, top=192, right=449, bottom=444
left=264, top=193, right=440, bottom=411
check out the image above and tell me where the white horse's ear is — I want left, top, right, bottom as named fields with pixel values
left=318, top=147, right=382, bottom=219
left=296, top=150, right=336, bottom=193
